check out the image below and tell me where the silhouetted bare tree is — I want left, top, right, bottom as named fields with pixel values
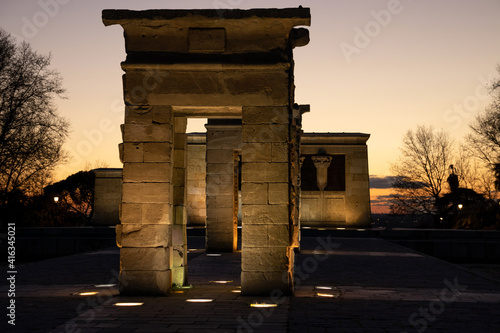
left=0, top=29, right=69, bottom=207
left=390, top=125, right=454, bottom=216
left=467, top=66, right=500, bottom=171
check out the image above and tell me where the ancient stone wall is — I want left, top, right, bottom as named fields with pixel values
left=92, top=168, right=122, bottom=225
left=301, top=133, right=371, bottom=228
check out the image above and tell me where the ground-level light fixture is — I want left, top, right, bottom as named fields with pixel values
left=206, top=253, right=221, bottom=257
left=114, top=302, right=144, bottom=307
left=76, top=291, right=99, bottom=296
left=94, top=284, right=117, bottom=288
left=186, top=299, right=214, bottom=303
left=315, top=286, right=333, bottom=290
left=250, top=302, right=278, bottom=308
left=210, top=280, right=233, bottom=284
left=458, top=204, right=463, bottom=210
left=316, top=293, right=335, bottom=298
left=54, top=196, right=59, bottom=203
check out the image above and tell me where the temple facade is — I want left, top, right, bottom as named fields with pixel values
left=93, top=132, right=371, bottom=229
left=100, top=7, right=370, bottom=296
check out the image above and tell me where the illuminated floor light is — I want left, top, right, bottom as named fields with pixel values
left=231, top=289, right=242, bottom=293
left=206, top=253, right=221, bottom=257
left=171, top=290, right=185, bottom=294
left=250, top=303, right=278, bottom=308
left=94, top=284, right=116, bottom=288
left=302, top=227, right=311, bottom=229
left=317, top=228, right=327, bottom=230
left=114, top=302, right=144, bottom=307
left=186, top=299, right=214, bottom=303
left=315, top=286, right=333, bottom=290
left=356, top=229, right=365, bottom=231
left=316, top=293, right=335, bottom=298
left=77, top=291, right=99, bottom=296
left=336, top=227, right=346, bottom=230
left=210, top=280, right=233, bottom=284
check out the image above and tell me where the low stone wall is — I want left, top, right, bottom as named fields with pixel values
left=301, top=228, right=500, bottom=263
left=12, top=227, right=116, bottom=262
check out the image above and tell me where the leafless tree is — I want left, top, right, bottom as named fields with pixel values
left=467, top=66, right=500, bottom=167
left=0, top=29, right=69, bottom=204
left=390, top=125, right=454, bottom=216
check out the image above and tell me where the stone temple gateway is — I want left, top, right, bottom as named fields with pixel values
left=102, top=8, right=312, bottom=296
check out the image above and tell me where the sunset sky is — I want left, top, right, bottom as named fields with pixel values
left=1, top=0, right=500, bottom=213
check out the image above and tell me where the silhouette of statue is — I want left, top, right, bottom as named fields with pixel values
left=447, top=164, right=459, bottom=192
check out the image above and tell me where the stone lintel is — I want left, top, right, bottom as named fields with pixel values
left=121, top=63, right=290, bottom=71
left=301, top=133, right=371, bottom=145
left=102, top=8, right=311, bottom=23
left=103, top=8, right=310, bottom=55
left=174, top=106, right=242, bottom=119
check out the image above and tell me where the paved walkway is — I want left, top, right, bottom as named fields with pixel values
left=2, top=234, right=500, bottom=332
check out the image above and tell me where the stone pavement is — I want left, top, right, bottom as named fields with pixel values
left=1, top=233, right=500, bottom=332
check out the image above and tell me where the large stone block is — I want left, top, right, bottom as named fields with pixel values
left=268, top=183, right=289, bottom=205
left=144, top=142, right=172, bottom=162
left=188, top=28, right=226, bottom=52
left=172, top=167, right=186, bottom=187
left=117, top=224, right=171, bottom=248
left=206, top=207, right=234, bottom=222
left=122, top=124, right=173, bottom=143
left=206, top=149, right=234, bottom=164
left=241, top=183, right=268, bottom=205
left=242, top=204, right=289, bottom=224
left=241, top=246, right=288, bottom=271
left=120, top=203, right=142, bottom=224
left=242, top=124, right=288, bottom=143
left=206, top=131, right=241, bottom=150
left=122, top=183, right=171, bottom=204
left=123, top=163, right=171, bottom=183
left=120, top=202, right=172, bottom=224
left=242, top=163, right=288, bottom=183
left=206, top=173, right=233, bottom=185
left=241, top=142, right=272, bottom=162
left=206, top=195, right=233, bottom=208
left=268, top=224, right=290, bottom=247
left=121, top=142, right=144, bottom=162
left=241, top=271, right=291, bottom=296
left=124, top=105, right=153, bottom=124
left=206, top=183, right=234, bottom=196
left=142, top=203, right=172, bottom=224
left=153, top=106, right=174, bottom=124
left=271, top=142, right=288, bottom=162
left=120, top=269, right=171, bottom=296
left=242, top=224, right=269, bottom=247
left=242, top=106, right=289, bottom=125
left=121, top=247, right=170, bottom=270
left=206, top=163, right=234, bottom=175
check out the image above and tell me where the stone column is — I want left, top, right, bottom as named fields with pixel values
left=172, top=117, right=188, bottom=286
left=205, top=119, right=242, bottom=252
left=117, top=104, right=174, bottom=295
left=241, top=106, right=292, bottom=295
